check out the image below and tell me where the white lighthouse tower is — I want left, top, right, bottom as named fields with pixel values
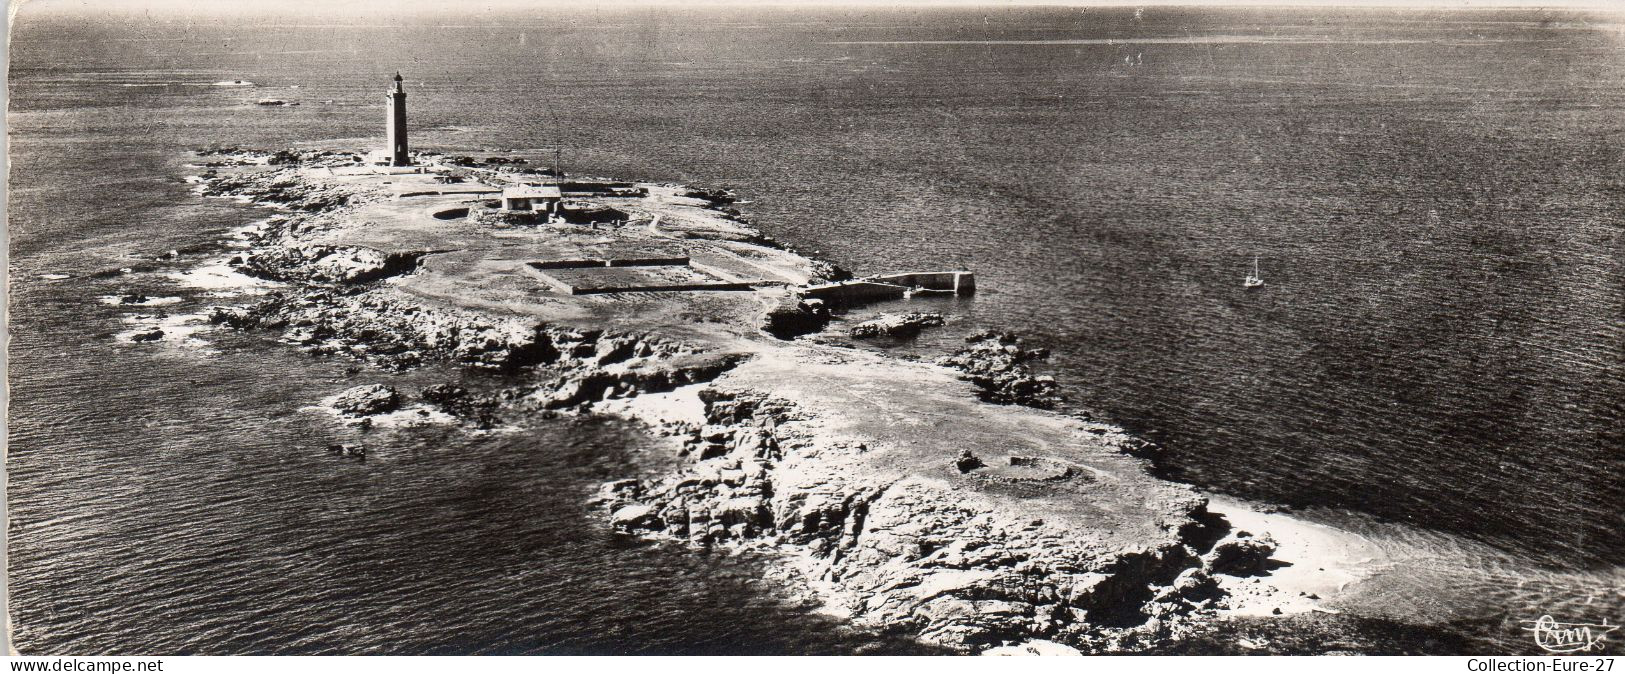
left=385, top=72, right=409, bottom=166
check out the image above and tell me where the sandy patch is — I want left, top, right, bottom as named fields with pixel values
left=1206, top=494, right=1389, bottom=617
left=307, top=403, right=458, bottom=429
left=982, top=640, right=1084, bottom=656
left=221, top=219, right=271, bottom=248
left=168, top=262, right=281, bottom=295
left=117, top=311, right=218, bottom=350
left=100, top=295, right=184, bottom=307
left=595, top=383, right=709, bottom=428
left=357, top=405, right=458, bottom=428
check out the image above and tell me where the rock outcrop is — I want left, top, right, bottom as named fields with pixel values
left=849, top=312, right=946, bottom=339
left=228, top=285, right=739, bottom=404
left=1203, top=531, right=1279, bottom=577
left=595, top=369, right=1252, bottom=653
left=330, top=384, right=401, bottom=416
left=199, top=169, right=357, bottom=212
left=936, top=331, right=1062, bottom=409
left=237, top=244, right=426, bottom=285
left=761, top=296, right=831, bottom=340
left=682, top=186, right=737, bottom=206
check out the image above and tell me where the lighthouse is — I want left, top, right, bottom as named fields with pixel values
left=385, top=72, right=409, bottom=166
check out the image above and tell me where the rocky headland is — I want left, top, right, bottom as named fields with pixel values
left=185, top=148, right=1369, bottom=654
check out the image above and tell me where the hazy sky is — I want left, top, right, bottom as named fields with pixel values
left=15, top=0, right=1625, bottom=15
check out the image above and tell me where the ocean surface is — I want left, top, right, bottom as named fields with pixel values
left=7, top=5, right=1622, bottom=655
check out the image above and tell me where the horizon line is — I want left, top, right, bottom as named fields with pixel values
left=15, top=0, right=1625, bottom=16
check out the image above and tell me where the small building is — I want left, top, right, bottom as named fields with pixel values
left=501, top=185, right=563, bottom=218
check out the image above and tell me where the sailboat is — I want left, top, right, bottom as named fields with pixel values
left=1244, top=256, right=1265, bottom=288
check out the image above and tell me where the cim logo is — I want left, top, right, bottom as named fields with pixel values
left=1520, top=615, right=1618, bottom=654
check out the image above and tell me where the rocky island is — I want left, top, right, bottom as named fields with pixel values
left=182, top=144, right=1335, bottom=654
left=169, top=75, right=1376, bottom=656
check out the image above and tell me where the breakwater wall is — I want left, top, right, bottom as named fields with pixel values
left=868, top=271, right=976, bottom=294
left=802, top=271, right=975, bottom=305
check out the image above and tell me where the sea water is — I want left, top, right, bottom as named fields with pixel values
left=7, top=5, right=1621, bottom=654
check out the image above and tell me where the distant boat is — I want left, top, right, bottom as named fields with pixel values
left=1244, top=256, right=1265, bottom=288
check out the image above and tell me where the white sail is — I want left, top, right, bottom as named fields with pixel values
left=1244, top=256, right=1264, bottom=288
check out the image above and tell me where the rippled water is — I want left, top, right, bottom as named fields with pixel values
left=8, top=5, right=1622, bottom=655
